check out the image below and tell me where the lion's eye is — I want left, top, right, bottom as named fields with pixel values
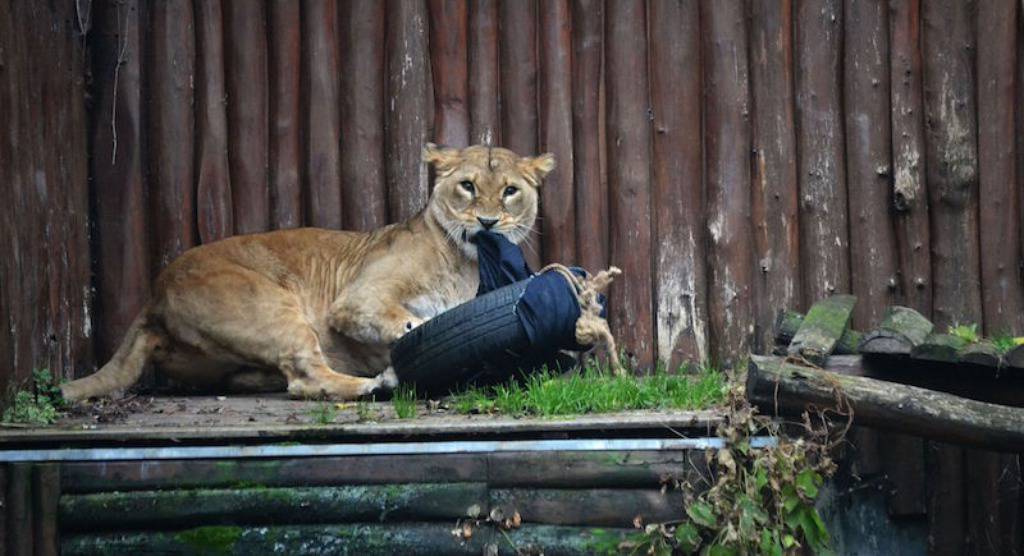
left=459, top=180, right=475, bottom=194
left=503, top=186, right=518, bottom=197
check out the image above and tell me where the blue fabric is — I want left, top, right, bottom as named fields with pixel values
left=471, top=231, right=606, bottom=353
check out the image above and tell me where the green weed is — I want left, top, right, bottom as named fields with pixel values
left=949, top=323, right=980, bottom=344
left=307, top=401, right=337, bottom=425
left=392, top=385, right=418, bottom=419
left=2, top=369, right=64, bottom=426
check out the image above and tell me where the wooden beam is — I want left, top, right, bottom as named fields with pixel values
left=786, top=295, right=857, bottom=366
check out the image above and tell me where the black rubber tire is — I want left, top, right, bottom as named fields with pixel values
left=390, top=280, right=533, bottom=394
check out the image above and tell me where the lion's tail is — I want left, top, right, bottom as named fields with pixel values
left=61, top=311, right=163, bottom=402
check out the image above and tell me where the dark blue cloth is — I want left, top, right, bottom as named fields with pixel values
left=471, top=231, right=606, bottom=353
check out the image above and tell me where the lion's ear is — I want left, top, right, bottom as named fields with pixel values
left=422, top=143, right=461, bottom=171
left=519, top=153, right=556, bottom=183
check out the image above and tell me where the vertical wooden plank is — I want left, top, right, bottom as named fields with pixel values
left=195, top=0, right=235, bottom=243
left=429, top=0, right=470, bottom=148
left=795, top=0, right=850, bottom=304
left=0, top=0, right=16, bottom=388
left=149, top=0, right=196, bottom=275
left=499, top=0, right=542, bottom=267
left=749, top=0, right=800, bottom=354
left=339, top=0, right=388, bottom=231
left=972, top=2, right=1021, bottom=553
left=386, top=0, right=434, bottom=223
left=922, top=0, right=982, bottom=553
left=225, top=0, right=270, bottom=234
left=468, top=0, right=501, bottom=146
left=0, top=466, right=7, bottom=550
left=90, top=0, right=150, bottom=361
left=267, top=0, right=302, bottom=230
left=6, top=464, right=32, bottom=556
left=648, top=0, right=706, bottom=367
left=605, top=0, right=655, bottom=369
left=571, top=0, right=606, bottom=274
left=844, top=0, right=898, bottom=330
left=303, top=0, right=343, bottom=229
left=32, top=464, right=60, bottom=556
left=538, top=0, right=575, bottom=265
left=701, top=0, right=753, bottom=368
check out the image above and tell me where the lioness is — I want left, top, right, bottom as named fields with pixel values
left=61, top=144, right=554, bottom=402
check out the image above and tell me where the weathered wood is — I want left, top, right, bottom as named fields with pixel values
left=538, top=0, right=575, bottom=266
left=795, top=0, right=850, bottom=303
left=267, top=0, right=302, bottom=230
left=858, top=305, right=934, bottom=355
left=749, top=0, right=800, bottom=355
left=649, top=0, right=707, bottom=367
left=910, top=333, right=969, bottom=364
left=958, top=342, right=1002, bottom=368
left=499, top=0, right=541, bottom=267
left=747, top=356, right=1024, bottom=451
left=468, top=0, right=500, bottom=146
left=225, top=0, right=270, bottom=234
left=303, top=0, right=343, bottom=229
left=1005, top=345, right=1024, bottom=369
left=7, top=463, right=32, bottom=556
left=844, top=0, right=898, bottom=331
left=571, top=0, right=607, bottom=274
left=339, top=0, right=387, bottom=231
left=889, top=0, right=932, bottom=318
left=773, top=310, right=862, bottom=355
left=61, top=483, right=488, bottom=530
left=148, top=0, right=195, bottom=275
left=89, top=0, right=150, bottom=361
left=490, top=488, right=683, bottom=527
left=386, top=0, right=433, bottom=223
left=195, top=0, right=234, bottom=242
left=787, top=296, right=857, bottom=366
left=429, top=0, right=470, bottom=148
left=487, top=450, right=708, bottom=489
left=605, top=0, right=654, bottom=369
left=32, top=463, right=60, bottom=556
left=0, top=466, right=6, bottom=551
left=62, top=454, right=488, bottom=493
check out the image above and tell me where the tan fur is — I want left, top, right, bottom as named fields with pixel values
left=62, top=145, right=555, bottom=402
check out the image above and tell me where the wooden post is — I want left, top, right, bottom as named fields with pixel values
left=302, top=0, right=343, bottom=229
left=429, top=0, right=470, bottom=148
left=538, top=0, right=575, bottom=266
left=571, top=0, right=606, bottom=274
left=749, top=0, right=800, bottom=355
left=195, top=0, right=234, bottom=243
left=267, top=0, right=303, bottom=230
left=148, top=0, right=196, bottom=276
left=795, top=0, right=850, bottom=304
left=32, top=464, right=60, bottom=556
left=468, top=0, right=501, bottom=146
left=386, top=0, right=433, bottom=223
left=702, top=0, right=753, bottom=369
left=7, top=464, right=32, bottom=556
left=225, top=0, right=270, bottom=234
left=499, top=0, right=541, bottom=267
left=605, top=0, right=655, bottom=369
left=339, top=0, right=387, bottom=231
left=649, top=0, right=707, bottom=368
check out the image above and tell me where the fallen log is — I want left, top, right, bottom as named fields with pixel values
left=746, top=356, right=1024, bottom=451
left=786, top=295, right=857, bottom=366
left=773, top=310, right=861, bottom=355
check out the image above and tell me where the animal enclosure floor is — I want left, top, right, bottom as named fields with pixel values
left=0, top=395, right=725, bottom=447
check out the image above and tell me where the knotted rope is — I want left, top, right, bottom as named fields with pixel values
left=537, top=263, right=625, bottom=376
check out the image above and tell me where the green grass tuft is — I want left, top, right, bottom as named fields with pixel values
left=448, top=362, right=726, bottom=417
left=991, top=333, right=1021, bottom=355
left=392, top=385, right=418, bottom=419
left=949, top=323, right=980, bottom=344
left=307, top=401, right=337, bottom=425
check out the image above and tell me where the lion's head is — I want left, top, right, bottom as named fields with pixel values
left=423, top=144, right=555, bottom=258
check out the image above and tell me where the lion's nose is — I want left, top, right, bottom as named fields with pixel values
left=477, top=217, right=499, bottom=230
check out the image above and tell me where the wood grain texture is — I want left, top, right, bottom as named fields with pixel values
left=605, top=0, right=655, bottom=369
left=386, top=0, right=434, bottom=222
left=339, top=0, right=388, bottom=231
left=225, top=0, right=270, bottom=234
left=749, top=0, right=800, bottom=354
left=195, top=0, right=234, bottom=242
left=32, top=464, right=60, bottom=556
left=795, top=0, right=850, bottom=303
left=571, top=0, right=607, bottom=274
left=429, top=0, right=470, bottom=148
left=702, top=0, right=753, bottom=368
left=148, top=0, right=196, bottom=276
left=267, top=0, right=302, bottom=230
left=302, top=0, right=343, bottom=229
left=538, top=0, right=575, bottom=265
left=468, top=0, right=501, bottom=146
